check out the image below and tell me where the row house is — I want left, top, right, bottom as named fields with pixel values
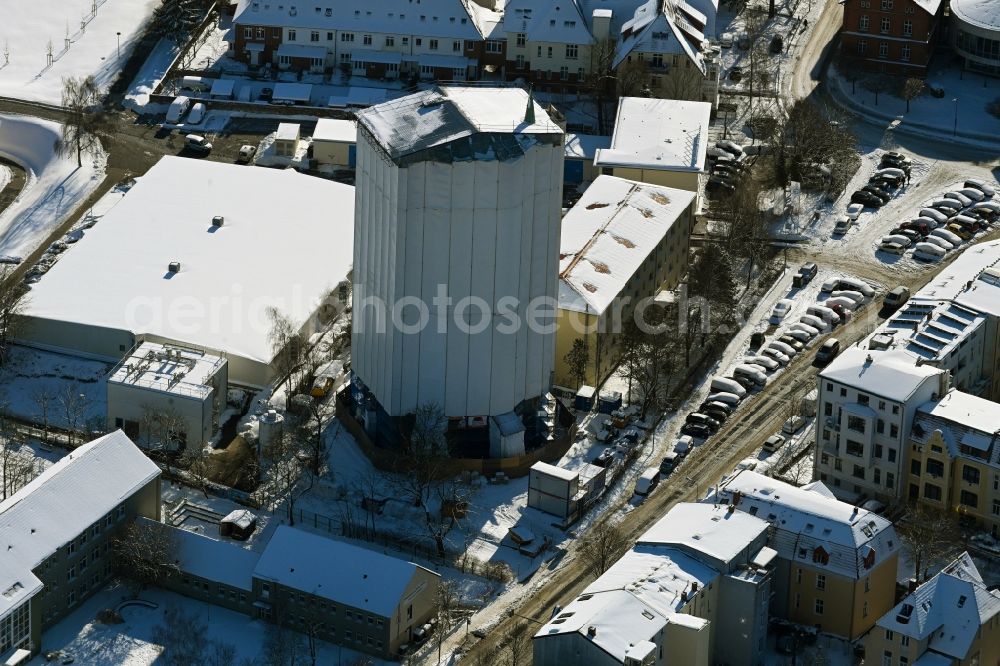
left=230, top=0, right=493, bottom=81
left=840, top=0, right=943, bottom=76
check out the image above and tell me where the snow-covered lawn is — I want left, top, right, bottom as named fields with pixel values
left=0, top=0, right=161, bottom=105
left=123, top=37, right=181, bottom=111
left=0, top=345, right=109, bottom=429
left=0, top=114, right=106, bottom=261
left=28, top=582, right=388, bottom=666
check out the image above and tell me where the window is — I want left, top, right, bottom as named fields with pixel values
left=243, top=27, right=252, bottom=38
left=385, top=36, right=395, bottom=47
left=859, top=15, right=870, bottom=32
left=363, top=34, right=372, bottom=45
left=485, top=40, right=503, bottom=53
left=453, top=40, right=461, bottom=52
left=288, top=29, right=297, bottom=41
left=993, top=499, right=1000, bottom=516
left=814, top=599, right=824, bottom=615
left=429, top=39, right=438, bottom=50
left=960, top=490, right=978, bottom=508
left=882, top=651, right=893, bottom=666
left=926, top=459, right=944, bottom=477
left=853, top=464, right=866, bottom=480
left=881, top=0, right=893, bottom=8
left=903, top=20, right=912, bottom=37
left=885, top=630, right=894, bottom=641
left=547, top=46, right=553, bottom=58
left=327, top=32, right=333, bottom=40
left=888, top=448, right=896, bottom=463
left=261, top=583, right=271, bottom=600
left=566, top=44, right=578, bottom=59
left=858, top=394, right=870, bottom=406
left=516, top=33, right=525, bottom=47
left=256, top=27, right=265, bottom=39
left=900, top=636, right=909, bottom=647
left=878, top=39, right=888, bottom=56
left=515, top=54, right=525, bottom=69
left=841, top=387, right=848, bottom=397
left=536, top=46, right=542, bottom=57
left=886, top=472, right=894, bottom=489
left=865, top=577, right=871, bottom=592
left=559, top=66, right=568, bottom=80
left=874, top=468, right=881, bottom=484
left=848, top=416, right=866, bottom=434
left=875, top=444, right=884, bottom=459
left=341, top=32, right=354, bottom=42
left=924, top=483, right=942, bottom=501
left=963, top=466, right=980, bottom=485
left=816, top=574, right=826, bottom=590
left=824, top=402, right=833, bottom=417
left=847, top=440, right=865, bottom=457
left=310, top=31, right=319, bottom=42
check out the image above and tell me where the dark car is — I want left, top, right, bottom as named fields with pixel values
left=881, top=151, right=911, bottom=167
left=700, top=400, right=733, bottom=416
left=769, top=34, right=784, bottom=53
left=900, top=220, right=931, bottom=236
left=892, top=227, right=923, bottom=243
left=728, top=374, right=754, bottom=391
left=701, top=407, right=729, bottom=423
left=777, top=335, right=804, bottom=352
left=681, top=423, right=713, bottom=438
left=260, top=87, right=274, bottom=101
left=814, top=338, right=841, bottom=367
left=850, top=190, right=880, bottom=207
left=712, top=163, right=741, bottom=179
left=686, top=413, right=721, bottom=432
left=798, top=262, right=818, bottom=284
left=706, top=177, right=736, bottom=197
left=861, top=185, right=891, bottom=203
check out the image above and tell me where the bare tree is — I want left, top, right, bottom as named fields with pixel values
left=615, top=58, right=649, bottom=98
left=114, top=520, right=179, bottom=596
left=59, top=76, right=108, bottom=168
left=579, top=522, right=628, bottom=578
left=894, top=504, right=962, bottom=583
left=435, top=579, right=460, bottom=665
left=57, top=384, right=88, bottom=445
left=32, top=388, right=55, bottom=445
left=862, top=74, right=891, bottom=106
left=584, top=38, right=618, bottom=134
left=152, top=603, right=238, bottom=666
left=618, top=314, right=676, bottom=418
left=659, top=61, right=706, bottom=102
left=563, top=337, right=589, bottom=390
left=138, top=404, right=189, bottom=453
left=424, top=477, right=472, bottom=558
left=901, top=77, right=925, bottom=113
left=260, top=426, right=315, bottom=525
left=498, top=622, right=531, bottom=666
left=0, top=267, right=28, bottom=366
left=181, top=444, right=213, bottom=499
left=408, top=402, right=448, bottom=458
left=835, top=49, right=865, bottom=95
left=267, top=306, right=306, bottom=409
left=0, top=414, right=35, bottom=499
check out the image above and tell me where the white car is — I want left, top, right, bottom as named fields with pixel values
left=846, top=203, right=864, bottom=220
left=187, top=102, right=206, bottom=124
left=760, top=347, right=790, bottom=366
left=964, top=179, right=995, bottom=198
left=789, top=322, right=819, bottom=338
left=744, top=355, right=779, bottom=371
left=958, top=187, right=985, bottom=202
left=879, top=241, right=905, bottom=255
left=944, top=191, right=973, bottom=207
left=769, top=298, right=794, bottom=323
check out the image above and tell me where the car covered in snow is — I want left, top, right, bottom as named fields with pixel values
left=788, top=322, right=819, bottom=338
left=769, top=298, right=794, bottom=323
left=833, top=217, right=852, bottom=235
left=845, top=203, right=864, bottom=220
left=958, top=187, right=985, bottom=202
left=187, top=102, right=206, bottom=124
left=964, top=179, right=995, bottom=198
left=760, top=347, right=790, bottom=366
left=238, top=144, right=257, bottom=163
left=879, top=241, right=905, bottom=255
left=944, top=191, right=973, bottom=207
left=881, top=234, right=912, bottom=248
left=919, top=208, right=948, bottom=224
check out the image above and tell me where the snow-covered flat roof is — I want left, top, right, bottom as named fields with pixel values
left=0, top=431, right=159, bottom=617
left=564, top=133, right=611, bottom=160
left=918, top=390, right=1000, bottom=437
left=559, top=176, right=695, bottom=315
left=595, top=97, right=711, bottom=173
left=717, top=471, right=898, bottom=579
left=914, top=239, right=1000, bottom=317
left=276, top=122, right=301, bottom=141
left=530, top=461, right=578, bottom=482
left=253, top=526, right=437, bottom=616
left=356, top=86, right=562, bottom=163
left=313, top=118, right=357, bottom=144
left=25, top=157, right=354, bottom=368
left=637, top=503, right=769, bottom=565
left=951, top=0, right=999, bottom=30
left=140, top=519, right=260, bottom=592
left=108, top=342, right=225, bottom=400
left=820, top=346, right=943, bottom=402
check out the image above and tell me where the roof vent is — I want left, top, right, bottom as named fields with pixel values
left=212, top=215, right=224, bottom=227
left=587, top=625, right=597, bottom=638
left=168, top=261, right=181, bottom=273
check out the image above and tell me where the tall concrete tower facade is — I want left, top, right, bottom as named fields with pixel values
left=352, top=86, right=564, bottom=447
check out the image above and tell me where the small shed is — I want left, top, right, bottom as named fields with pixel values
left=489, top=411, right=525, bottom=458
left=311, top=118, right=357, bottom=167
left=220, top=509, right=257, bottom=540
left=527, top=461, right=580, bottom=519
left=209, top=78, right=236, bottom=99
left=274, top=123, right=301, bottom=157
left=598, top=390, right=622, bottom=415
left=574, top=385, right=596, bottom=411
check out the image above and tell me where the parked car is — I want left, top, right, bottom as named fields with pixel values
left=919, top=208, right=948, bottom=224
left=891, top=228, right=922, bottom=244
left=861, top=185, right=891, bottom=203
left=883, top=286, right=910, bottom=310
left=814, top=338, right=841, bottom=366
left=686, top=413, right=720, bottom=432
left=660, top=452, right=680, bottom=475
left=716, top=140, right=744, bottom=158
left=944, top=191, right=973, bottom=207
left=964, top=179, right=996, bottom=198
left=769, top=298, right=794, bottom=323
left=763, top=433, right=786, bottom=453
left=946, top=223, right=973, bottom=240
left=879, top=241, right=905, bottom=255
left=760, top=347, right=790, bottom=366
left=900, top=220, right=931, bottom=236
left=184, top=134, right=212, bottom=154
left=851, top=190, right=884, bottom=208
left=881, top=151, right=912, bottom=168
left=788, top=322, right=819, bottom=338
left=833, top=217, right=851, bottom=235
left=929, top=198, right=962, bottom=213
left=846, top=203, right=864, bottom=220
left=881, top=234, right=912, bottom=248
left=922, top=235, right=954, bottom=251
left=634, top=467, right=661, bottom=496
left=700, top=400, right=734, bottom=416
left=958, top=187, right=985, bottom=202
left=777, top=335, right=805, bottom=352
left=781, top=416, right=805, bottom=435
left=706, top=176, right=736, bottom=197
left=238, top=144, right=257, bottom=163
left=681, top=422, right=713, bottom=438
left=744, top=355, right=779, bottom=371
left=913, top=242, right=946, bottom=262
left=797, top=262, right=818, bottom=284
left=707, top=392, right=741, bottom=407
left=186, top=102, right=206, bottom=124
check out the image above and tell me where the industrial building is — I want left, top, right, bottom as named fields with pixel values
left=349, top=86, right=565, bottom=456
left=555, top=175, right=696, bottom=387
left=533, top=503, right=774, bottom=666
left=311, top=118, right=357, bottom=167
left=527, top=460, right=606, bottom=524
left=19, top=156, right=355, bottom=388
left=106, top=341, right=229, bottom=451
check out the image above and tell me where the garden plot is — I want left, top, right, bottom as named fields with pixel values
left=0, top=0, right=161, bottom=105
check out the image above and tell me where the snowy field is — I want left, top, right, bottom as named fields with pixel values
left=0, top=114, right=106, bottom=262
left=0, top=164, right=10, bottom=194
left=28, top=582, right=389, bottom=666
left=0, top=0, right=161, bottom=104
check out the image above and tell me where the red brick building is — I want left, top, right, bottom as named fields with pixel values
left=840, top=0, right=942, bottom=76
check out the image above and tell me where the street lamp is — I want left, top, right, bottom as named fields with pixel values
left=953, top=98, right=958, bottom=137
left=116, top=31, right=121, bottom=60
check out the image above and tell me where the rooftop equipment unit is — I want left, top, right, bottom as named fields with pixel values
left=212, top=215, right=224, bottom=227
left=168, top=261, right=181, bottom=273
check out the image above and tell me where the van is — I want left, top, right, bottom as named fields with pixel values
left=674, top=435, right=694, bottom=457
left=807, top=304, right=841, bottom=325
left=913, top=242, right=946, bottom=262
left=734, top=364, right=767, bottom=387
left=635, top=467, right=660, bottom=496
left=706, top=392, right=741, bottom=407
left=711, top=377, right=747, bottom=398
left=884, top=286, right=909, bottom=310
left=660, top=452, right=679, bottom=475
left=815, top=338, right=841, bottom=366
left=930, top=227, right=962, bottom=246
left=797, top=262, right=818, bottom=284
left=166, top=95, right=191, bottom=123
left=781, top=416, right=805, bottom=435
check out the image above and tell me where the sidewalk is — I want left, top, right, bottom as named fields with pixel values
left=826, top=60, right=1000, bottom=150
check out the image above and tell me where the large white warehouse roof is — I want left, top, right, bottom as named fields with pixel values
left=25, top=156, right=354, bottom=367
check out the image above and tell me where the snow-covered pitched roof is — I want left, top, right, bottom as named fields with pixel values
left=140, top=519, right=261, bottom=592
left=595, top=97, right=710, bottom=172
left=558, top=175, right=694, bottom=315
left=356, top=85, right=563, bottom=163
left=25, top=157, right=354, bottom=373
left=913, top=390, right=1000, bottom=465
left=252, top=526, right=437, bottom=615
left=917, top=390, right=1000, bottom=440
left=0, top=431, right=159, bottom=617
left=232, top=0, right=486, bottom=40
left=951, top=0, right=999, bottom=29
left=535, top=545, right=715, bottom=660
left=880, top=300, right=985, bottom=362
left=819, top=346, right=944, bottom=402
left=911, top=0, right=945, bottom=18
left=502, top=0, right=594, bottom=44
left=637, top=502, right=769, bottom=567
left=613, top=0, right=708, bottom=72
left=876, top=553, right=1000, bottom=660
left=716, top=470, right=899, bottom=580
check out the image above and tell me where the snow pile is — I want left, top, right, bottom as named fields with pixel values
left=0, top=115, right=106, bottom=261
left=0, top=0, right=161, bottom=104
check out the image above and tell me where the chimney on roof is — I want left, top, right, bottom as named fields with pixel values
left=865, top=354, right=873, bottom=364
left=587, top=625, right=597, bottom=638
left=168, top=261, right=181, bottom=274
left=524, top=87, right=535, bottom=125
